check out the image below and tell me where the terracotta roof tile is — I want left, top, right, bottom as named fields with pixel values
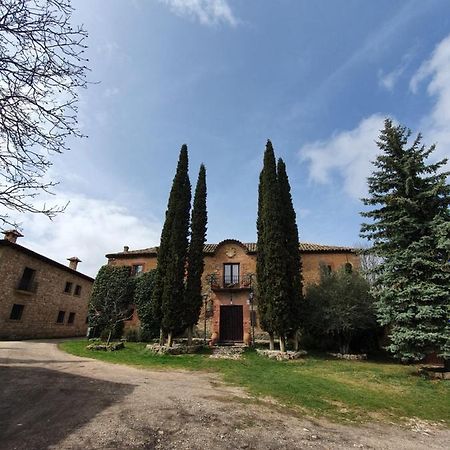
left=106, top=241, right=356, bottom=258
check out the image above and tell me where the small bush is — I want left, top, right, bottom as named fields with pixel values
left=123, top=327, right=140, bottom=342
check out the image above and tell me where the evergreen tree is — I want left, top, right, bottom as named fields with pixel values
left=152, top=145, right=191, bottom=346
left=256, top=140, right=290, bottom=351
left=361, top=119, right=450, bottom=365
left=277, top=158, right=303, bottom=348
left=134, top=270, right=159, bottom=341
left=184, top=164, right=208, bottom=345
left=89, top=265, right=134, bottom=343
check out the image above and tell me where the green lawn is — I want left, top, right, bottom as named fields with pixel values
left=60, top=340, right=450, bottom=424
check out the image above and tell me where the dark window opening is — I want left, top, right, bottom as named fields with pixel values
left=126, top=308, right=135, bottom=321
left=64, top=281, right=73, bottom=293
left=326, top=265, right=332, bottom=274
left=56, top=311, right=65, bottom=323
left=344, top=262, right=353, bottom=274
left=10, top=304, right=24, bottom=321
left=74, top=285, right=82, bottom=296
left=68, top=312, right=75, bottom=324
left=17, top=267, right=37, bottom=292
left=131, top=264, right=144, bottom=276
left=224, top=263, right=240, bottom=286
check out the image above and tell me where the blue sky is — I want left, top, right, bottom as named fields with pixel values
left=13, top=0, right=450, bottom=275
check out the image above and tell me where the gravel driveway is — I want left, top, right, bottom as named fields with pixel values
left=0, top=340, right=448, bottom=449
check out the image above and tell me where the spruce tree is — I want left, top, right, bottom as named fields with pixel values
left=184, top=164, right=208, bottom=346
left=152, top=145, right=191, bottom=346
left=277, top=158, right=303, bottom=349
left=256, top=140, right=291, bottom=351
left=361, top=119, right=450, bottom=365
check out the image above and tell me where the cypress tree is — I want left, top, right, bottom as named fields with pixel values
left=184, top=164, right=208, bottom=346
left=277, top=158, right=303, bottom=349
left=361, top=119, right=450, bottom=365
left=256, top=140, right=290, bottom=351
left=152, top=145, right=191, bottom=346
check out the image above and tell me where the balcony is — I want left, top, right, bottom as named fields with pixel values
left=210, top=275, right=253, bottom=291
left=16, top=279, right=38, bottom=294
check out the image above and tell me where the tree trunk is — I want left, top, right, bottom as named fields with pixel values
left=187, top=326, right=193, bottom=347
left=167, top=331, right=173, bottom=347
left=269, top=332, right=275, bottom=350
left=159, top=328, right=164, bottom=346
left=107, top=329, right=112, bottom=345
left=279, top=335, right=286, bottom=353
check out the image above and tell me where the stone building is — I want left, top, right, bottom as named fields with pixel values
left=106, top=239, right=359, bottom=345
left=0, top=230, right=94, bottom=340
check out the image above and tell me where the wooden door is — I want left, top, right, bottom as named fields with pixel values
left=219, top=305, right=243, bottom=342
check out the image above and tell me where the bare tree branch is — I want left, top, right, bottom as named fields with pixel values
left=0, top=0, right=89, bottom=228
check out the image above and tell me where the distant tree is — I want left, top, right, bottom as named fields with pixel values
left=134, top=269, right=159, bottom=341
left=256, top=140, right=290, bottom=352
left=152, top=145, right=191, bottom=347
left=0, top=0, right=89, bottom=228
left=303, top=267, right=377, bottom=354
left=277, top=158, right=303, bottom=349
left=361, top=119, right=450, bottom=365
left=88, top=265, right=134, bottom=344
left=184, top=164, right=207, bottom=346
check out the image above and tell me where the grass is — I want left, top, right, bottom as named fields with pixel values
left=60, top=340, right=450, bottom=425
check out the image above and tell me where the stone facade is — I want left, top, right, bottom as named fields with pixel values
left=106, top=239, right=360, bottom=344
left=0, top=234, right=94, bottom=340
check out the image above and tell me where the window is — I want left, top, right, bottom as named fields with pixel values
left=56, top=311, right=65, bottom=323
left=10, top=304, right=24, bottom=321
left=17, top=267, right=37, bottom=292
left=224, top=263, right=240, bottom=286
left=131, top=264, right=144, bottom=276
left=74, top=285, right=82, bottom=296
left=67, top=312, right=75, bottom=324
left=344, top=263, right=353, bottom=274
left=64, top=281, right=73, bottom=294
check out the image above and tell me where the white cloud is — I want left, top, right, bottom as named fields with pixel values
left=410, top=34, right=450, bottom=160
left=378, top=67, right=404, bottom=91
left=11, top=193, right=161, bottom=277
left=299, top=114, right=387, bottom=199
left=158, top=0, right=238, bottom=26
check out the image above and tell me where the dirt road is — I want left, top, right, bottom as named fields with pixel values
left=0, top=340, right=448, bottom=449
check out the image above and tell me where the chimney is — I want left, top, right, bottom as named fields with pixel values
left=123, top=245, right=129, bottom=253
left=67, top=257, right=81, bottom=271
left=2, top=229, right=23, bottom=243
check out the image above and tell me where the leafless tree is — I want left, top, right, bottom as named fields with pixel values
left=0, top=0, right=88, bottom=228
left=356, top=242, right=383, bottom=286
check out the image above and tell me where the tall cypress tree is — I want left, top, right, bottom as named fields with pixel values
left=152, top=145, right=191, bottom=346
left=361, top=119, right=450, bottom=365
left=277, top=158, right=303, bottom=348
left=184, top=164, right=208, bottom=346
left=256, top=140, right=291, bottom=351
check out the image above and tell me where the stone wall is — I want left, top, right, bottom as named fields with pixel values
left=0, top=245, right=93, bottom=339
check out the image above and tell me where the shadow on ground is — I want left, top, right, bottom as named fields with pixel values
left=0, top=365, right=135, bottom=450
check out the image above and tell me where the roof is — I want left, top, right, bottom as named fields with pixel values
left=0, top=240, right=94, bottom=282
left=106, top=240, right=357, bottom=259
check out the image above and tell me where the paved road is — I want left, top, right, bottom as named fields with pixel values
left=0, top=340, right=448, bottom=449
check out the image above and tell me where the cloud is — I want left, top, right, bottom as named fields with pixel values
left=410, top=34, right=450, bottom=160
left=299, top=114, right=387, bottom=199
left=378, top=66, right=405, bottom=91
left=158, top=0, right=238, bottom=26
left=11, top=193, right=161, bottom=277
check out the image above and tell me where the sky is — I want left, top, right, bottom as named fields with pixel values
left=9, top=0, right=450, bottom=276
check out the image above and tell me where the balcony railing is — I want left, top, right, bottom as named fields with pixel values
left=210, top=275, right=254, bottom=290
left=16, top=279, right=38, bottom=293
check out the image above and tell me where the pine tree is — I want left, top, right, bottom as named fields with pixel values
left=256, top=140, right=290, bottom=351
left=277, top=158, right=303, bottom=349
left=152, top=145, right=191, bottom=346
left=184, top=164, right=208, bottom=346
left=361, top=119, right=450, bottom=365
